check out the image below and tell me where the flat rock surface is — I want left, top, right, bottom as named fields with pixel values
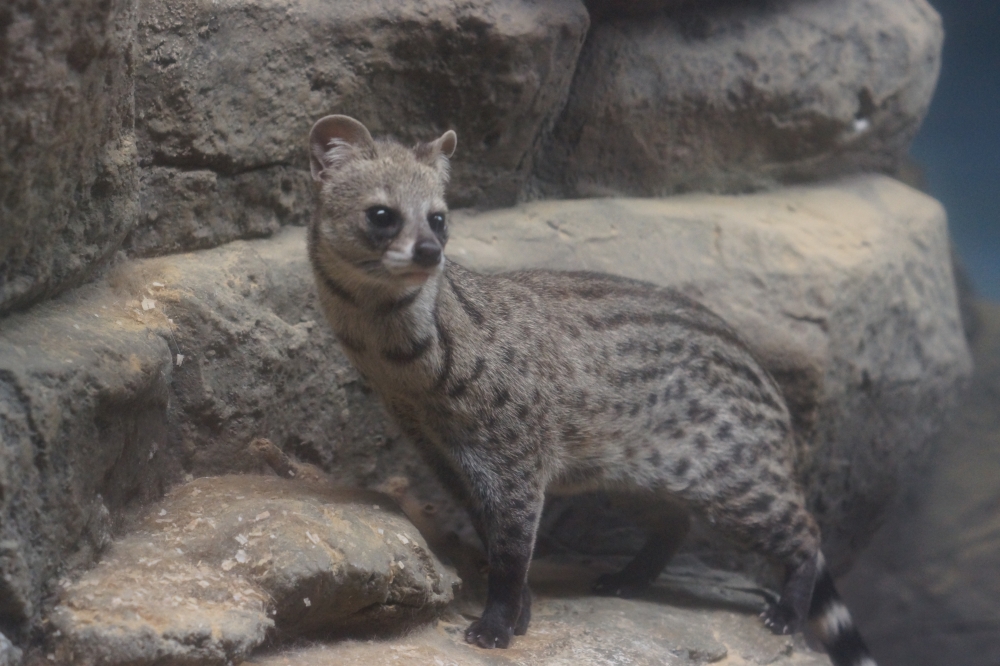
left=49, top=475, right=458, bottom=665
left=247, top=558, right=831, bottom=666
left=448, top=175, right=970, bottom=569
left=536, top=0, right=942, bottom=198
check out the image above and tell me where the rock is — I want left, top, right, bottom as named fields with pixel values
left=246, top=556, right=831, bottom=666
left=133, top=229, right=395, bottom=481
left=446, top=175, right=971, bottom=569
left=584, top=0, right=693, bottom=22
left=0, top=275, right=178, bottom=631
left=839, top=300, right=1000, bottom=666
left=0, top=228, right=406, bottom=635
left=0, top=0, right=139, bottom=315
left=0, top=632, right=22, bottom=666
left=535, top=0, right=943, bottom=198
left=127, top=0, right=589, bottom=256
left=49, top=475, right=458, bottom=665
left=128, top=165, right=314, bottom=257
left=1, top=177, right=967, bottom=643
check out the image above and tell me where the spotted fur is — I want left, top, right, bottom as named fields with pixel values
left=306, top=115, right=876, bottom=665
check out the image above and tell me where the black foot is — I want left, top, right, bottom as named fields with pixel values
left=761, top=601, right=800, bottom=636
left=592, top=571, right=650, bottom=598
left=465, top=616, right=514, bottom=649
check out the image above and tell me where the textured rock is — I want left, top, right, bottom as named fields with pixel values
left=1, top=177, right=968, bottom=651
left=583, top=0, right=693, bottom=22
left=49, top=475, right=458, bottom=665
left=129, top=165, right=313, bottom=257
left=536, top=0, right=943, bottom=198
left=0, top=227, right=398, bottom=645
left=0, top=0, right=138, bottom=316
left=447, top=175, right=970, bottom=569
left=0, top=632, right=21, bottom=666
left=0, top=276, right=178, bottom=632
left=246, top=556, right=831, bottom=666
left=127, top=0, right=589, bottom=256
left=840, top=300, right=1000, bottom=666
left=138, top=229, right=394, bottom=480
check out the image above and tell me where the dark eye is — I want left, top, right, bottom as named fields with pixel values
left=366, top=206, right=398, bottom=229
left=428, top=212, right=446, bottom=233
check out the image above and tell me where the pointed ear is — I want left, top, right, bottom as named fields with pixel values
left=309, top=115, right=376, bottom=182
left=414, top=130, right=458, bottom=181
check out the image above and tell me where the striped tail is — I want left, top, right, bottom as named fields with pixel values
left=808, top=554, right=877, bottom=666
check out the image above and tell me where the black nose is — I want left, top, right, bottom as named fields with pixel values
left=412, top=239, right=442, bottom=267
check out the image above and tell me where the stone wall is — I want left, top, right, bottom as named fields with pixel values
left=0, top=0, right=968, bottom=661
left=2, top=0, right=944, bottom=312
left=0, top=0, right=138, bottom=316
left=127, top=0, right=590, bottom=254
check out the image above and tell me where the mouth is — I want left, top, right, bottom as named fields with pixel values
left=381, top=259, right=438, bottom=283
left=398, top=268, right=436, bottom=285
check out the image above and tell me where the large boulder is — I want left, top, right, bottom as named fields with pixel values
left=0, top=228, right=397, bottom=640
left=127, top=0, right=589, bottom=256
left=535, top=0, right=943, bottom=198
left=0, top=273, right=176, bottom=634
left=0, top=177, right=967, bottom=651
left=49, top=475, right=458, bottom=665
left=0, top=0, right=138, bottom=316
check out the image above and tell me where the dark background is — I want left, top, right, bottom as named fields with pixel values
left=914, top=0, right=999, bottom=301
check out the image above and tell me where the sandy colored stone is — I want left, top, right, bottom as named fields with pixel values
left=129, top=165, right=314, bottom=257
left=0, top=0, right=138, bottom=315
left=536, top=0, right=943, bottom=198
left=246, top=557, right=831, bottom=666
left=0, top=227, right=397, bottom=645
left=130, top=229, right=395, bottom=480
left=48, top=475, right=458, bottom=665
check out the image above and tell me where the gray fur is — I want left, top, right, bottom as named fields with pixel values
left=305, top=116, right=875, bottom=665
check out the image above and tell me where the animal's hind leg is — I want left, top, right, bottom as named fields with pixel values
left=592, top=497, right=690, bottom=597
left=710, top=486, right=822, bottom=635
left=763, top=551, right=818, bottom=635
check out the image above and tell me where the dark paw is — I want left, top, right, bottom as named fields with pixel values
left=592, top=572, right=649, bottom=598
left=465, top=616, right=513, bottom=649
left=761, top=603, right=801, bottom=636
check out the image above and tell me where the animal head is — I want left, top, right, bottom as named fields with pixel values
left=309, top=115, right=457, bottom=290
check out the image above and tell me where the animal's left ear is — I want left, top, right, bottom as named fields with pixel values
left=415, top=130, right=458, bottom=180
left=309, top=115, right=376, bottom=182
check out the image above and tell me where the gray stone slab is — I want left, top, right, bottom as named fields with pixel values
left=536, top=0, right=943, bottom=199
left=0, top=0, right=139, bottom=315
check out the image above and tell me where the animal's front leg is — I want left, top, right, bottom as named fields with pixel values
left=461, top=462, right=543, bottom=649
